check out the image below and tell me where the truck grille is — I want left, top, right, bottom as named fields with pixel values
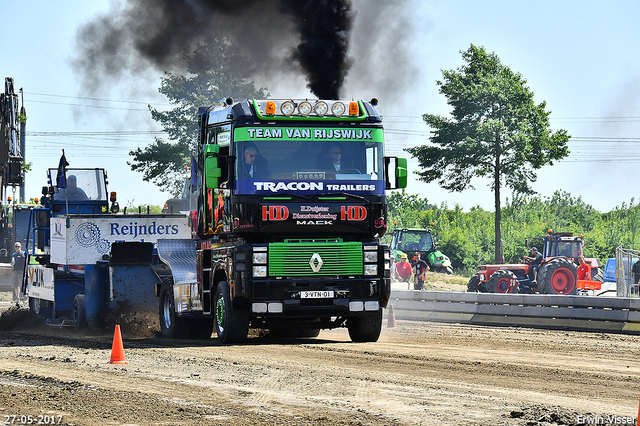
left=268, top=241, right=363, bottom=276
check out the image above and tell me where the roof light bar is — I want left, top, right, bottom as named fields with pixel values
left=255, top=99, right=366, bottom=118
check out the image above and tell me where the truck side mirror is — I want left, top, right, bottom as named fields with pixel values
left=204, top=144, right=222, bottom=188
left=384, top=156, right=408, bottom=189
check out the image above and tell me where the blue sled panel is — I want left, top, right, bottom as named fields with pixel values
left=109, top=264, right=161, bottom=328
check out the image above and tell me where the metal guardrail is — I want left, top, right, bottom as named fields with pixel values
left=388, top=290, right=640, bottom=334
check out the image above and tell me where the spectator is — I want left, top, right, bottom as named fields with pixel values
left=396, top=253, right=412, bottom=283
left=413, top=252, right=430, bottom=290
left=10, top=242, right=25, bottom=303
left=576, top=256, right=592, bottom=281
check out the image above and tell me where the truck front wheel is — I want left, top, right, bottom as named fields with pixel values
left=214, top=281, right=249, bottom=344
left=159, top=280, right=193, bottom=338
left=347, top=309, right=383, bottom=342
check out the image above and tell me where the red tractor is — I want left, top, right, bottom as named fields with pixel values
left=467, top=232, right=603, bottom=295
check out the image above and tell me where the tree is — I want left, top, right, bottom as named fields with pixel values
left=387, top=189, right=433, bottom=229
left=129, top=39, right=268, bottom=196
left=407, top=44, right=570, bottom=263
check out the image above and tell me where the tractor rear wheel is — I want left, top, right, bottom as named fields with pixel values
left=486, top=270, right=519, bottom=293
left=538, top=258, right=578, bottom=295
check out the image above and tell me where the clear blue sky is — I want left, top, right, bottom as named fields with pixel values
left=1, top=0, right=639, bottom=212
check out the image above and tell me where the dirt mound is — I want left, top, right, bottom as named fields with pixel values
left=508, top=405, right=620, bottom=426
left=0, top=303, right=42, bottom=331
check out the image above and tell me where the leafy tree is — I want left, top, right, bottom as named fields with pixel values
left=387, top=189, right=433, bottom=230
left=129, top=40, right=268, bottom=196
left=407, top=44, right=570, bottom=263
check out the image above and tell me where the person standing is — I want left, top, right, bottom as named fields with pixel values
left=396, top=253, right=413, bottom=287
left=576, top=256, right=592, bottom=281
left=413, top=252, right=430, bottom=290
left=11, top=242, right=26, bottom=303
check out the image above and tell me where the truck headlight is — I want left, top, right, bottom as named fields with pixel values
left=253, top=266, right=267, bottom=277
left=364, top=264, right=378, bottom=276
left=363, top=251, right=378, bottom=263
left=364, top=301, right=379, bottom=311
left=253, top=252, right=267, bottom=264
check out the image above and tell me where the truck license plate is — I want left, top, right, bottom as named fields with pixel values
left=300, top=291, right=334, bottom=299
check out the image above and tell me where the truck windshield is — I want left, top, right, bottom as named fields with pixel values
left=49, top=168, right=108, bottom=202
left=233, top=127, right=385, bottom=195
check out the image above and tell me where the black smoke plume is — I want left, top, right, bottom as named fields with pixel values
left=74, top=0, right=354, bottom=99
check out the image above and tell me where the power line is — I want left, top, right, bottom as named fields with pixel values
left=383, top=114, right=640, bottom=124
left=27, top=99, right=151, bottom=112
left=26, top=91, right=170, bottom=106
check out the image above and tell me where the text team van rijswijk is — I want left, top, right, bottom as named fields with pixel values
left=109, top=221, right=181, bottom=239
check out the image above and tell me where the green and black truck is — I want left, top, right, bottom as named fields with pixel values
left=157, top=98, right=407, bottom=343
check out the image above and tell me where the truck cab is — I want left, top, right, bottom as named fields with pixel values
left=157, top=98, right=407, bottom=343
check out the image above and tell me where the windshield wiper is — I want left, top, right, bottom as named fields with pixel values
left=261, top=192, right=313, bottom=202
left=317, top=192, right=370, bottom=204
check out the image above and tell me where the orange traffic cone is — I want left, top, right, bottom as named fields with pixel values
left=108, top=325, right=128, bottom=364
left=387, top=304, right=397, bottom=328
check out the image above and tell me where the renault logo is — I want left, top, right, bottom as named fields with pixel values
left=309, top=253, right=323, bottom=273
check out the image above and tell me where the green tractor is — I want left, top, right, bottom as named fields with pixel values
left=390, top=228, right=453, bottom=275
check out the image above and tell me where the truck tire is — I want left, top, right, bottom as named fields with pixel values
left=159, top=280, right=193, bottom=338
left=486, top=270, right=519, bottom=293
left=73, top=294, right=87, bottom=329
left=347, top=309, right=383, bottom=342
left=214, top=281, right=249, bottom=344
left=467, top=274, right=480, bottom=292
left=537, top=258, right=577, bottom=295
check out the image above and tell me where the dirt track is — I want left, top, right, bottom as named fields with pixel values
left=0, top=301, right=639, bottom=426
